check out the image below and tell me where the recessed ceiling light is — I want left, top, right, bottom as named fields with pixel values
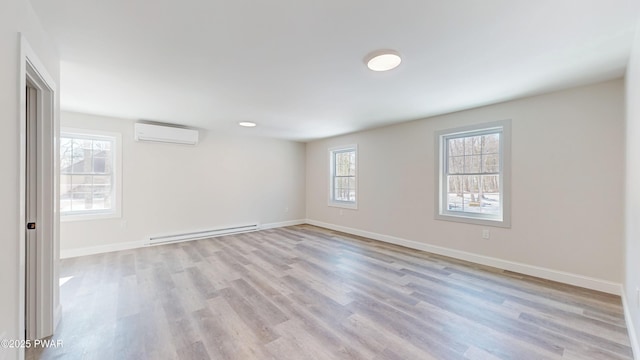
left=238, top=122, right=257, bottom=127
left=365, top=50, right=402, bottom=72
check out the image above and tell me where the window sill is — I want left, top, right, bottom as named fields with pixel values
left=328, top=201, right=358, bottom=210
left=61, top=212, right=121, bottom=222
left=435, top=213, right=510, bottom=228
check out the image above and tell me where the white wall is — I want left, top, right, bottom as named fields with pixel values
left=307, top=79, right=625, bottom=289
left=60, top=111, right=306, bottom=254
left=1, top=0, right=60, bottom=359
left=624, top=22, right=640, bottom=357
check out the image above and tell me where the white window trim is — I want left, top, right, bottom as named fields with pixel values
left=328, top=144, right=358, bottom=209
left=434, top=120, right=511, bottom=228
left=60, top=127, right=123, bottom=222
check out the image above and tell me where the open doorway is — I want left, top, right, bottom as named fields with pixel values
left=19, top=35, right=59, bottom=353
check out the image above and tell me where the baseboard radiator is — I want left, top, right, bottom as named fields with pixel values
left=148, top=224, right=259, bottom=245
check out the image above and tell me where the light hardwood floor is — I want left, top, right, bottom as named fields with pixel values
left=30, top=225, right=633, bottom=359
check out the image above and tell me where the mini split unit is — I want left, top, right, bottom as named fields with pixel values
left=134, top=122, right=199, bottom=145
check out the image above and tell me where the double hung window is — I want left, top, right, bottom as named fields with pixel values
left=436, top=121, right=510, bottom=227
left=329, top=145, right=357, bottom=209
left=60, top=130, right=121, bottom=219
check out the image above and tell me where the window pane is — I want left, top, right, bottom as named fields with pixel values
left=482, top=134, right=500, bottom=154
left=335, top=151, right=355, bottom=177
left=463, top=136, right=480, bottom=155
left=465, top=175, right=482, bottom=213
left=60, top=198, right=72, bottom=213
left=334, top=178, right=344, bottom=201
left=92, top=142, right=112, bottom=173
left=75, top=139, right=92, bottom=171
left=348, top=177, right=356, bottom=201
left=90, top=178, right=111, bottom=210
left=93, top=149, right=111, bottom=157
left=70, top=142, right=85, bottom=174
left=339, top=180, right=348, bottom=201
left=60, top=173, right=73, bottom=212
left=335, top=153, right=346, bottom=176
left=482, top=175, right=499, bottom=193
left=93, top=139, right=111, bottom=152
left=448, top=138, right=464, bottom=157
left=60, top=174, right=72, bottom=196
left=71, top=192, right=92, bottom=211
left=483, top=154, right=499, bottom=173
left=333, top=176, right=355, bottom=202
left=463, top=137, right=472, bottom=155
left=448, top=156, right=464, bottom=174
left=348, top=152, right=356, bottom=176
left=447, top=175, right=464, bottom=211
left=60, top=138, right=73, bottom=170
left=480, top=175, right=500, bottom=215
left=448, top=175, right=502, bottom=215
left=70, top=174, right=89, bottom=188
left=92, top=174, right=112, bottom=187
left=463, top=155, right=480, bottom=173
left=93, top=156, right=107, bottom=173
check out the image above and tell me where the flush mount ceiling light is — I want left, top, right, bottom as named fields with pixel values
left=365, top=50, right=402, bottom=71
left=238, top=121, right=257, bottom=127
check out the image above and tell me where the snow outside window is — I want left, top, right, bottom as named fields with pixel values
left=329, top=145, right=357, bottom=209
left=436, top=121, right=511, bottom=227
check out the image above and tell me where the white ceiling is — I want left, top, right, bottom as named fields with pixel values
left=30, top=0, right=640, bottom=141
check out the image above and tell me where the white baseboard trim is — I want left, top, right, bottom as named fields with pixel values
left=59, top=219, right=306, bottom=259
left=622, top=289, right=639, bottom=360
left=261, top=219, right=306, bottom=230
left=305, top=219, right=622, bottom=295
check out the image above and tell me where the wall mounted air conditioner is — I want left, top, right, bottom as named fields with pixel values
left=134, top=123, right=199, bottom=145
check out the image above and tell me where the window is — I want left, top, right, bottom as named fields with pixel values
left=60, top=129, right=122, bottom=219
left=436, top=120, right=511, bottom=227
left=329, top=145, right=357, bottom=209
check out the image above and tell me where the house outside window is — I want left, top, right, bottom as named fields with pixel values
left=329, top=145, right=357, bottom=209
left=435, top=120, right=511, bottom=227
left=60, top=129, right=122, bottom=220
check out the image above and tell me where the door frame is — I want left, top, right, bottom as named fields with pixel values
left=25, top=79, right=38, bottom=341
left=18, top=34, right=59, bottom=353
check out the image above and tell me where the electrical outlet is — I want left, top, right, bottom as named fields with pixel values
left=482, top=229, right=490, bottom=239
left=284, top=207, right=289, bottom=213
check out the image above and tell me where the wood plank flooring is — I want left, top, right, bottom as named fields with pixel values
left=29, top=225, right=633, bottom=359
